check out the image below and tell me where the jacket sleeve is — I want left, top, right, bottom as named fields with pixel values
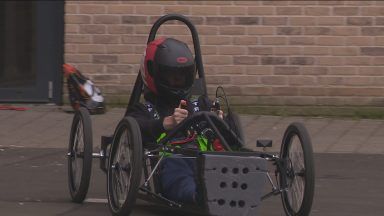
left=125, top=103, right=165, bottom=144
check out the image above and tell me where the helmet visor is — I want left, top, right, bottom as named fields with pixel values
left=156, top=64, right=196, bottom=90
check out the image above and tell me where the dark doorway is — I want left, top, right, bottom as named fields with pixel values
left=0, top=1, right=64, bottom=104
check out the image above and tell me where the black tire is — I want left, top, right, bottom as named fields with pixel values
left=107, top=116, right=143, bottom=216
left=68, top=107, right=93, bottom=203
left=279, top=122, right=315, bottom=216
left=225, top=111, right=245, bottom=143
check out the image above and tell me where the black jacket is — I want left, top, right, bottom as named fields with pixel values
left=125, top=100, right=173, bottom=144
left=125, top=92, right=212, bottom=144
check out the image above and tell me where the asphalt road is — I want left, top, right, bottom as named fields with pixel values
left=0, top=147, right=383, bottom=216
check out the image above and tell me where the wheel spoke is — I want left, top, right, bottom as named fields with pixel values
left=286, top=135, right=305, bottom=213
left=280, top=123, right=314, bottom=216
left=117, top=165, right=125, bottom=206
left=68, top=109, right=93, bottom=203
left=111, top=129, right=133, bottom=208
left=113, top=167, right=122, bottom=206
left=296, top=169, right=305, bottom=177
left=107, top=117, right=143, bottom=215
left=72, top=120, right=84, bottom=191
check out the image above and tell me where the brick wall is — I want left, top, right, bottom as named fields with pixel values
left=64, top=1, right=384, bottom=106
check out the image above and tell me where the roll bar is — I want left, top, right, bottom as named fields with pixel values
left=128, top=14, right=207, bottom=108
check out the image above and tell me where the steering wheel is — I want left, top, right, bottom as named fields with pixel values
left=157, top=111, right=243, bottom=151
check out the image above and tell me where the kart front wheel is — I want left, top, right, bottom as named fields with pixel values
left=107, top=116, right=143, bottom=216
left=279, top=122, right=315, bottom=216
left=68, top=107, right=93, bottom=203
left=225, top=111, right=245, bottom=143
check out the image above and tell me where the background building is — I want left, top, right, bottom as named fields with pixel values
left=0, top=1, right=63, bottom=104
left=1, top=1, right=384, bottom=107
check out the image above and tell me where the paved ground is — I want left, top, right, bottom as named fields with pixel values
left=1, top=104, right=384, bottom=154
left=0, top=148, right=383, bottom=216
left=0, top=104, right=384, bottom=215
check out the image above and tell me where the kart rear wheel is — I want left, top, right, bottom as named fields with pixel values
left=225, top=112, right=245, bottom=143
left=279, top=122, right=315, bottom=216
left=68, top=107, right=93, bottom=203
left=107, top=117, right=143, bottom=216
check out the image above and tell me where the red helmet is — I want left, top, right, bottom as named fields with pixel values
left=141, top=38, right=196, bottom=104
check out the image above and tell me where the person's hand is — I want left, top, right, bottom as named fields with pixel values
left=216, top=109, right=224, bottom=119
left=163, top=100, right=189, bottom=130
left=211, top=99, right=224, bottom=119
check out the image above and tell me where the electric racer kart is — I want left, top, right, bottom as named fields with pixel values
left=67, top=14, right=315, bottom=216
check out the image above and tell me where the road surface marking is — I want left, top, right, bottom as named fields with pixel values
left=84, top=198, right=108, bottom=203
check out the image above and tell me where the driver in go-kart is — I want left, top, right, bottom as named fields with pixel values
left=125, top=37, right=225, bottom=204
